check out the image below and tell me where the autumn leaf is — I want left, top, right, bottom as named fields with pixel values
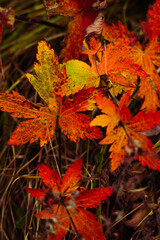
left=26, top=158, right=113, bottom=240
left=59, top=87, right=103, bottom=142
left=132, top=39, right=160, bottom=112
left=102, top=20, right=137, bottom=44
left=102, top=0, right=160, bottom=111
left=86, top=36, right=147, bottom=95
left=0, top=40, right=103, bottom=146
left=43, top=0, right=104, bottom=62
left=91, top=91, right=160, bottom=171
left=141, top=0, right=160, bottom=41
left=26, top=40, right=67, bottom=105
left=83, top=34, right=103, bottom=58
left=136, top=0, right=160, bottom=111
left=0, top=90, right=57, bottom=146
left=58, top=59, right=100, bottom=96
left=58, top=29, right=136, bottom=96
left=97, top=39, right=146, bottom=87
left=0, top=88, right=103, bottom=146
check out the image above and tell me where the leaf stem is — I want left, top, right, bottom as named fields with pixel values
left=96, top=145, right=108, bottom=222
left=122, top=0, right=130, bottom=27
left=62, top=202, right=82, bottom=240
left=121, top=122, right=135, bottom=149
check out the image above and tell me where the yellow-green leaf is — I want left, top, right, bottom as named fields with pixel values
left=58, top=60, right=100, bottom=96
left=26, top=40, right=66, bottom=104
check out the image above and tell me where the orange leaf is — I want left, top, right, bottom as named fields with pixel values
left=87, top=37, right=147, bottom=95
left=26, top=159, right=113, bottom=240
left=0, top=88, right=103, bottom=146
left=7, top=118, right=56, bottom=147
left=90, top=96, right=120, bottom=133
left=59, top=88, right=103, bottom=142
left=102, top=21, right=136, bottom=43
left=141, top=0, right=160, bottom=41
left=0, top=91, right=57, bottom=146
left=102, top=5, right=160, bottom=111
left=43, top=0, right=101, bottom=62
left=0, top=41, right=103, bottom=146
left=134, top=43, right=160, bottom=111
left=91, top=93, right=160, bottom=171
left=61, top=158, right=83, bottom=193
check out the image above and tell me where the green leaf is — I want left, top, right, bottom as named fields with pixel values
left=154, top=140, right=160, bottom=149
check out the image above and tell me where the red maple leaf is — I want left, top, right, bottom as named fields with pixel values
left=91, top=91, right=160, bottom=171
left=43, top=0, right=105, bottom=62
left=0, top=40, right=103, bottom=146
left=26, top=158, right=113, bottom=240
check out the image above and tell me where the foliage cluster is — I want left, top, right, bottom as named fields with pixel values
left=0, top=0, right=160, bottom=239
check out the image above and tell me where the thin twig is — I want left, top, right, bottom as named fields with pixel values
left=45, top=119, right=62, bottom=179
left=15, top=15, right=65, bottom=30
left=111, top=202, right=145, bottom=229
left=58, top=127, right=62, bottom=173
left=104, top=40, right=119, bottom=106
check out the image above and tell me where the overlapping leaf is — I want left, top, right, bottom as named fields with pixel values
left=133, top=39, right=160, bottom=111
left=26, top=158, right=113, bottom=240
left=57, top=59, right=100, bottom=96
left=85, top=36, right=147, bottom=95
left=0, top=40, right=103, bottom=146
left=97, top=39, right=146, bottom=88
left=62, top=34, right=147, bottom=97
left=43, top=0, right=102, bottom=62
left=59, top=88, right=103, bottom=142
left=102, top=20, right=136, bottom=43
left=102, top=0, right=160, bottom=111
left=91, top=91, right=160, bottom=171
